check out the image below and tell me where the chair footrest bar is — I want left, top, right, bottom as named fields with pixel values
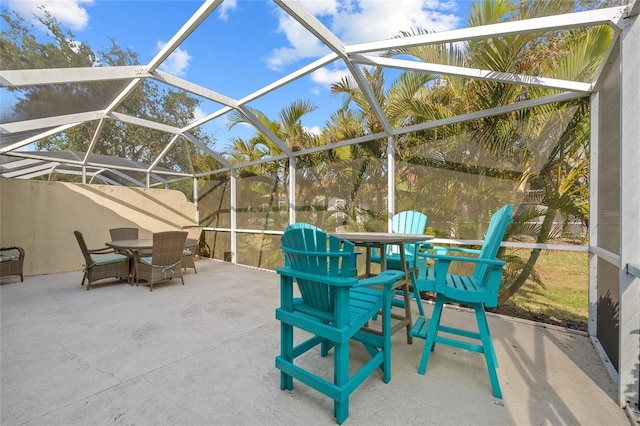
left=410, top=316, right=429, bottom=339
left=434, top=335, right=484, bottom=354
left=437, top=324, right=482, bottom=340
left=276, top=350, right=386, bottom=402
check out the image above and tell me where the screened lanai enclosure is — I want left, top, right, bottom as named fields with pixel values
left=0, top=0, right=638, bottom=418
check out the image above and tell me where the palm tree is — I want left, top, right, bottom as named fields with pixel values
left=381, top=0, right=611, bottom=301
left=327, top=66, right=441, bottom=228
left=225, top=100, right=319, bottom=266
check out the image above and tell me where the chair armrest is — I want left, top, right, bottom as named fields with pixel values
left=353, top=270, right=405, bottom=289
left=424, top=253, right=505, bottom=290
left=430, top=246, right=482, bottom=255
left=414, top=241, right=434, bottom=261
left=423, top=252, right=506, bottom=266
left=88, top=247, right=116, bottom=255
left=276, top=266, right=358, bottom=287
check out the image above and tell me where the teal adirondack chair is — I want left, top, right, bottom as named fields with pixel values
left=409, top=204, right=513, bottom=399
left=276, top=227, right=404, bottom=424
left=370, top=210, right=429, bottom=315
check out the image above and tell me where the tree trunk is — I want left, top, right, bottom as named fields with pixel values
left=257, top=173, right=279, bottom=267
left=498, top=206, right=557, bottom=303
left=346, top=159, right=369, bottom=225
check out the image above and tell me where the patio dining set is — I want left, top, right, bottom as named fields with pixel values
left=276, top=205, right=513, bottom=424
left=73, top=226, right=203, bottom=292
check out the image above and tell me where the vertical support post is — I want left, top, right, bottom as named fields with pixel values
left=289, top=156, right=296, bottom=225
left=387, top=135, right=395, bottom=232
left=588, top=91, right=599, bottom=338
left=230, top=168, right=237, bottom=264
left=618, top=8, right=640, bottom=412
left=193, top=176, right=199, bottom=224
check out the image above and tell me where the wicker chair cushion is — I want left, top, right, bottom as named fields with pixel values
left=91, top=254, right=128, bottom=265
left=139, top=256, right=181, bottom=267
left=0, top=253, right=20, bottom=262
left=139, top=256, right=153, bottom=265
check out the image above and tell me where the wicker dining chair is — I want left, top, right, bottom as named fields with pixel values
left=181, top=226, right=203, bottom=273
left=135, top=231, right=188, bottom=291
left=0, top=246, right=25, bottom=282
left=109, top=227, right=139, bottom=241
left=74, top=231, right=130, bottom=290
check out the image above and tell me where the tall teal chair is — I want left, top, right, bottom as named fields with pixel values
left=276, top=227, right=404, bottom=424
left=370, top=210, right=429, bottom=315
left=409, top=204, right=513, bottom=398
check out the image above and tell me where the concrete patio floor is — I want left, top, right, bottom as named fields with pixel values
left=1, top=258, right=631, bottom=425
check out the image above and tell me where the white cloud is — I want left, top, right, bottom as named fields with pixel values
left=193, top=106, right=208, bottom=122
left=331, top=0, right=461, bottom=44
left=311, top=67, right=351, bottom=88
left=5, top=0, right=94, bottom=31
left=305, top=125, right=322, bottom=136
left=265, top=13, right=328, bottom=71
left=217, top=0, right=238, bottom=21
left=156, top=41, right=192, bottom=77
left=265, top=0, right=461, bottom=69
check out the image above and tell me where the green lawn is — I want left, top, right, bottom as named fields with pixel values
left=502, top=249, right=589, bottom=327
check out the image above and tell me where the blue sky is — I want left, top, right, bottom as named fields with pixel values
left=5, top=0, right=474, bottom=150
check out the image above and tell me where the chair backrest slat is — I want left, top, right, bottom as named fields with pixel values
left=473, top=204, right=514, bottom=284
left=391, top=210, right=428, bottom=234
left=389, top=210, right=428, bottom=257
left=284, top=222, right=320, bottom=233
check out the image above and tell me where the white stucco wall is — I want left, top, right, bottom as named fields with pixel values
left=0, top=179, right=196, bottom=276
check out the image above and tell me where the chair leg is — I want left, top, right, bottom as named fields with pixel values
left=418, top=294, right=444, bottom=374
left=334, top=341, right=350, bottom=425
left=474, top=304, right=502, bottom=398
left=320, top=337, right=332, bottom=357
left=409, top=269, right=425, bottom=316
left=382, top=285, right=392, bottom=383
left=280, top=322, right=294, bottom=391
left=400, top=283, right=413, bottom=344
